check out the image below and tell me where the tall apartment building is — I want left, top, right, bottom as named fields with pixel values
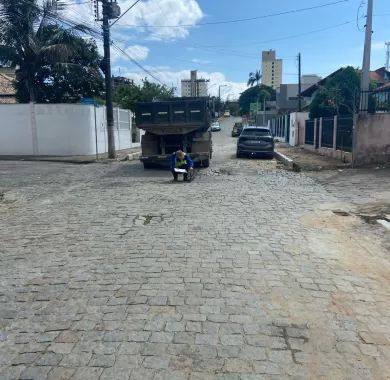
left=181, top=70, right=209, bottom=97
left=261, top=50, right=283, bottom=90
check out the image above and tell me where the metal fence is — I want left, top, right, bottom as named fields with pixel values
left=321, top=117, right=334, bottom=148
left=360, top=89, right=390, bottom=113
left=269, top=114, right=290, bottom=142
left=304, top=120, right=315, bottom=145
left=305, top=116, right=353, bottom=153
left=336, top=117, right=353, bottom=152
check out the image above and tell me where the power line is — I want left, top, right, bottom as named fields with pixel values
left=16, top=0, right=167, bottom=85
left=110, top=0, right=142, bottom=27
left=187, top=20, right=353, bottom=57
left=111, top=43, right=167, bottom=85
left=116, top=0, right=349, bottom=28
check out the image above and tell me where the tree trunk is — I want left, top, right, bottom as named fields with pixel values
left=26, top=70, right=36, bottom=103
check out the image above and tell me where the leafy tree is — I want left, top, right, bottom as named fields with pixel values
left=0, top=0, right=93, bottom=102
left=239, top=85, right=275, bottom=115
left=15, top=30, right=103, bottom=103
left=309, top=66, right=360, bottom=118
left=247, top=70, right=262, bottom=87
left=113, top=78, right=174, bottom=111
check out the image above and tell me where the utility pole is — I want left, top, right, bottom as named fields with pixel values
left=218, top=84, right=227, bottom=116
left=102, top=0, right=116, bottom=158
left=385, top=42, right=390, bottom=71
left=360, top=0, right=374, bottom=114
left=298, top=53, right=302, bottom=112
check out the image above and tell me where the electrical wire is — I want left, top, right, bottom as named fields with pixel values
left=111, top=43, right=167, bottom=85
left=110, top=0, right=142, bottom=27
left=356, top=0, right=365, bottom=32
left=115, top=0, right=349, bottom=28
left=186, top=20, right=354, bottom=58
left=12, top=0, right=168, bottom=84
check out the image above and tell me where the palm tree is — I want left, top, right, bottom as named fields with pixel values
left=247, top=70, right=262, bottom=87
left=0, top=0, right=80, bottom=102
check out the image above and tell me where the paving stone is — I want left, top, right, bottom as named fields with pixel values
left=143, top=356, right=170, bottom=369
left=47, top=343, right=75, bottom=354
left=11, top=353, right=38, bottom=365
left=1, top=137, right=390, bottom=378
left=35, top=353, right=63, bottom=366
left=99, top=367, right=132, bottom=380
left=20, top=366, right=52, bottom=380
left=59, top=352, right=92, bottom=367
left=119, top=342, right=142, bottom=355
left=150, top=332, right=173, bottom=343
left=239, top=345, right=266, bottom=361
left=130, top=368, right=155, bottom=380
left=224, top=358, right=253, bottom=373
left=220, top=334, right=244, bottom=346
left=46, top=367, right=76, bottom=380
left=89, top=354, right=115, bottom=367
left=114, top=354, right=142, bottom=369
left=71, top=367, right=103, bottom=380
left=195, top=334, right=219, bottom=345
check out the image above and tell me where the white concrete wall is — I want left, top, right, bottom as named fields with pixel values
left=0, top=104, right=35, bottom=154
left=0, top=103, right=138, bottom=157
left=289, top=112, right=308, bottom=146
left=35, top=104, right=95, bottom=155
left=354, top=113, right=390, bottom=165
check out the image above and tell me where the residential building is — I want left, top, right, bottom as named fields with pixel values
left=261, top=50, right=283, bottom=90
left=276, top=75, right=321, bottom=113
left=181, top=70, right=209, bottom=97
left=112, top=76, right=134, bottom=87
left=0, top=67, right=16, bottom=104
left=300, top=67, right=390, bottom=105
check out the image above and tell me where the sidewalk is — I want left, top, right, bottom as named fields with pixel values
left=0, top=147, right=141, bottom=164
left=276, top=144, right=351, bottom=171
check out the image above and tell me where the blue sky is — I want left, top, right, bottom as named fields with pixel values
left=68, top=0, right=390, bottom=98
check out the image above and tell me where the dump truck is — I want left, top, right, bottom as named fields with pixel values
left=136, top=98, right=212, bottom=169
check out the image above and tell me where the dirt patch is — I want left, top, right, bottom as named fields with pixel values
left=276, top=145, right=350, bottom=171
left=301, top=209, right=390, bottom=287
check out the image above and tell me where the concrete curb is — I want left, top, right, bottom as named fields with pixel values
left=274, top=150, right=300, bottom=171
left=126, top=152, right=141, bottom=161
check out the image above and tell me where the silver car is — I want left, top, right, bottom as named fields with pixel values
left=236, top=126, right=274, bottom=158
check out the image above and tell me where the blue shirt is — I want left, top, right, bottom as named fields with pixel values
left=170, top=153, right=194, bottom=170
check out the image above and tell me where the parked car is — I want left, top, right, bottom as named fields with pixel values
left=211, top=121, right=221, bottom=132
left=236, top=126, right=274, bottom=158
left=231, top=122, right=243, bottom=137
left=224, top=110, right=230, bottom=117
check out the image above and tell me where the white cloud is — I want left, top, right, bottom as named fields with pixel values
left=191, top=59, right=211, bottom=64
left=124, top=45, right=150, bottom=61
left=58, top=0, right=203, bottom=42
left=111, top=67, right=247, bottom=100
left=115, top=0, right=204, bottom=41
left=371, top=41, right=386, bottom=51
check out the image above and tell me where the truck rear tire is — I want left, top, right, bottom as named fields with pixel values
left=202, top=159, right=210, bottom=168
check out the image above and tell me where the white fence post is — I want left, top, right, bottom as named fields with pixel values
left=128, top=110, right=132, bottom=147
left=30, top=103, right=39, bottom=155
left=313, top=118, right=317, bottom=148
left=318, top=117, right=323, bottom=148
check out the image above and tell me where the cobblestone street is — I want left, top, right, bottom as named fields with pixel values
left=1, top=118, right=390, bottom=379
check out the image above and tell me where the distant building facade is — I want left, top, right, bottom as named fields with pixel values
left=261, top=50, right=283, bottom=90
left=181, top=70, right=209, bottom=97
left=276, top=75, right=321, bottom=113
